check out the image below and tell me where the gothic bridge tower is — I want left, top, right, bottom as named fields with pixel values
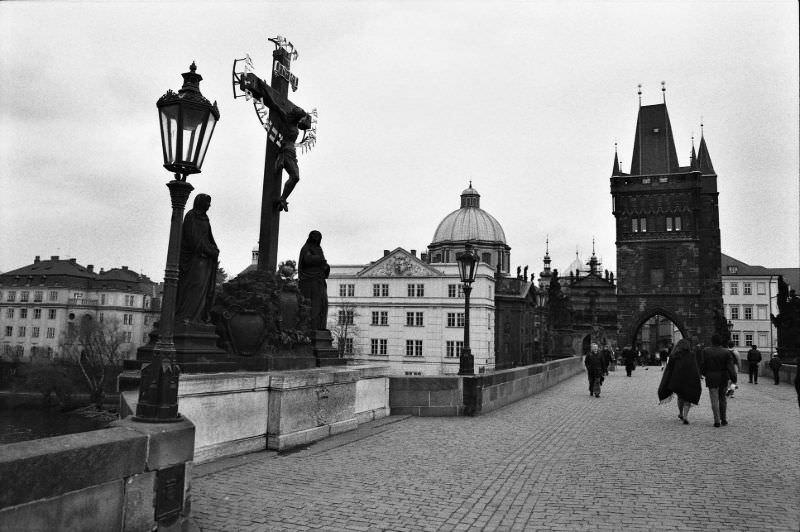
left=611, top=88, right=725, bottom=347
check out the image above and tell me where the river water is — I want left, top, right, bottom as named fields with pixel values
left=0, top=408, right=110, bottom=444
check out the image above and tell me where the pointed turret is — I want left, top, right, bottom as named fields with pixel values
left=697, top=134, right=715, bottom=174
left=690, top=135, right=698, bottom=171
left=629, top=103, right=680, bottom=175
left=612, top=148, right=621, bottom=176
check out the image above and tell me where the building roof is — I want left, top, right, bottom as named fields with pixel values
left=721, top=253, right=800, bottom=289
left=629, top=103, right=681, bottom=175
left=431, top=185, right=506, bottom=245
left=1, top=256, right=95, bottom=280
left=697, top=134, right=715, bottom=174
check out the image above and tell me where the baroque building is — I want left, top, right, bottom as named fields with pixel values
left=0, top=256, right=161, bottom=361
left=611, top=92, right=725, bottom=346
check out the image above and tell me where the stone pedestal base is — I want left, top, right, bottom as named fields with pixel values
left=135, top=322, right=236, bottom=374
left=311, top=330, right=347, bottom=367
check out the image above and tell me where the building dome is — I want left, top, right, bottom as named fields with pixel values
left=431, top=185, right=506, bottom=245
left=568, top=251, right=584, bottom=275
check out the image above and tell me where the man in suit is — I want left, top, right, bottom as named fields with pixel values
left=702, top=334, right=735, bottom=427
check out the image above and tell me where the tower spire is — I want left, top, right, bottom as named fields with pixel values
left=661, top=80, right=666, bottom=103
left=612, top=141, right=621, bottom=176
left=637, top=83, right=642, bottom=107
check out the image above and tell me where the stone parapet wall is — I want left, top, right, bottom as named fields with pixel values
left=389, top=357, right=584, bottom=417
left=0, top=418, right=195, bottom=531
left=736, top=357, right=797, bottom=384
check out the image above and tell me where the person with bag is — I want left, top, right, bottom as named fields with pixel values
left=658, top=339, right=702, bottom=424
left=702, top=334, right=736, bottom=427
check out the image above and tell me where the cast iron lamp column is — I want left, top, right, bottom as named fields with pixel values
left=135, top=63, right=219, bottom=422
left=456, top=243, right=478, bottom=375
left=536, top=289, right=548, bottom=363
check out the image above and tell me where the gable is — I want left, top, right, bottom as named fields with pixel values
left=358, top=248, right=443, bottom=278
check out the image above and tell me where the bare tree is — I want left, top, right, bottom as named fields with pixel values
left=59, top=315, right=128, bottom=409
left=328, top=302, right=361, bottom=357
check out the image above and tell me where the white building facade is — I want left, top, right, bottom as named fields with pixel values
left=721, top=254, right=779, bottom=355
left=328, top=248, right=496, bottom=375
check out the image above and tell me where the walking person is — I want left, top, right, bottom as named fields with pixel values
left=622, top=345, right=636, bottom=377
left=702, top=334, right=737, bottom=427
left=585, top=342, right=604, bottom=398
left=657, top=339, right=702, bottom=424
left=768, top=354, right=782, bottom=385
left=747, top=344, right=762, bottom=384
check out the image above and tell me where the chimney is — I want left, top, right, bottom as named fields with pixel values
left=87, top=265, right=94, bottom=273
left=69, top=258, right=76, bottom=264
left=34, top=256, right=40, bottom=263
left=384, top=250, right=390, bottom=257
left=51, top=256, right=59, bottom=261
left=122, top=266, right=128, bottom=271
left=421, top=253, right=428, bottom=263
left=410, top=249, right=416, bottom=257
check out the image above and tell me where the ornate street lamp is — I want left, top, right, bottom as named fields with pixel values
left=535, top=288, right=548, bottom=363
left=456, top=243, right=478, bottom=375
left=135, top=63, right=219, bottom=422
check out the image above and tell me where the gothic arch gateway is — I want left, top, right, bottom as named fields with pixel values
left=611, top=96, right=726, bottom=347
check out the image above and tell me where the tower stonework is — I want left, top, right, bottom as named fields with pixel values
left=611, top=101, right=725, bottom=346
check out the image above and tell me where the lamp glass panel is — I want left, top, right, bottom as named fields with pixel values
left=180, top=107, right=206, bottom=164
left=159, top=105, right=179, bottom=165
left=195, top=112, right=216, bottom=169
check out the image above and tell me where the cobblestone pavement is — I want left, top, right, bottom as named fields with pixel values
left=192, top=366, right=799, bottom=531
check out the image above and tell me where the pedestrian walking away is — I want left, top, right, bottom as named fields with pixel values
left=622, top=345, right=636, bottom=377
left=768, top=354, right=782, bottom=385
left=747, top=344, right=762, bottom=384
left=702, top=334, right=737, bottom=427
left=657, top=338, right=702, bottom=424
left=585, top=342, right=604, bottom=397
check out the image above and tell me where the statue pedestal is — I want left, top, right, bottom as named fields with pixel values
left=136, top=322, right=237, bottom=374
left=311, top=330, right=346, bottom=367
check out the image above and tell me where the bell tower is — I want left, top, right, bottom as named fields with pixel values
left=611, top=86, right=725, bottom=346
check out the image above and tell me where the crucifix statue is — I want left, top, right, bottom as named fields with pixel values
left=233, top=36, right=317, bottom=272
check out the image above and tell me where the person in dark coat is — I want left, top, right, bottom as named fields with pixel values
left=746, top=345, right=762, bottom=384
left=585, top=342, right=604, bottom=397
left=767, top=354, right=782, bottom=385
left=658, top=339, right=702, bottom=424
left=601, top=346, right=613, bottom=375
left=622, top=345, right=636, bottom=377
left=298, top=230, right=330, bottom=331
left=702, top=334, right=735, bottom=427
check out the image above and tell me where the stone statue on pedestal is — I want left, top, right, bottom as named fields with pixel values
left=176, top=194, right=219, bottom=323
left=298, top=230, right=330, bottom=331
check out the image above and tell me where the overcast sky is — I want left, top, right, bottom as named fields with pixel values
left=1, top=1, right=798, bottom=282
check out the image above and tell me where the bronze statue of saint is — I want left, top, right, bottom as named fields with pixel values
left=298, top=230, right=330, bottom=331
left=176, top=194, right=219, bottom=323
left=240, top=73, right=313, bottom=212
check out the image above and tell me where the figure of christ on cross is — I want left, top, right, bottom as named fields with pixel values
left=240, top=73, right=313, bottom=212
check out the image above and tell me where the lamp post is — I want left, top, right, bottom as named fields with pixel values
left=456, top=243, right=478, bottom=375
left=535, top=288, right=548, bottom=363
left=135, top=63, right=219, bottom=422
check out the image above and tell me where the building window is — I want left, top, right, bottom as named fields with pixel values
left=32, top=327, right=40, bottom=338
left=727, top=265, right=738, bottom=274
left=758, top=332, right=768, bottom=347
left=447, top=312, right=465, bottom=327
left=73, top=292, right=83, bottom=300
left=123, top=313, right=134, bottom=325
left=632, top=218, right=638, bottom=233
left=100, top=294, right=106, bottom=305
left=674, top=216, right=681, bottom=231
left=730, top=306, right=739, bottom=320
left=665, top=216, right=682, bottom=232
left=6, top=291, right=16, bottom=302
left=5, top=308, right=13, bottom=319
left=370, top=339, right=388, bottom=355
left=372, top=284, right=389, bottom=297
left=4, top=327, right=11, bottom=337
left=743, top=306, right=753, bottom=320
left=640, top=218, right=647, bottom=232
left=406, top=312, right=424, bottom=327
left=445, top=340, right=463, bottom=358
left=99, top=312, right=104, bottom=323
left=666, top=217, right=672, bottom=231
left=125, top=331, right=132, bottom=342
left=658, top=176, right=668, bottom=183
left=33, top=291, right=43, bottom=302
left=731, top=332, right=740, bottom=347
left=339, top=284, right=355, bottom=297
left=642, top=177, right=651, bottom=184
left=20, top=309, right=28, bottom=319
left=405, top=339, right=423, bottom=357
left=448, top=284, right=464, bottom=298
left=20, top=291, right=29, bottom=302
left=743, top=282, right=752, bottom=295
left=370, top=311, right=389, bottom=326
left=48, top=309, right=56, bottom=320
left=46, top=327, right=55, bottom=339
left=33, top=309, right=41, bottom=319
left=757, top=282, right=766, bottom=295
left=729, top=283, right=739, bottom=295
left=407, top=283, right=424, bottom=297
left=48, top=291, right=58, bottom=302
left=756, top=305, right=767, bottom=320
left=18, top=326, right=26, bottom=337
left=744, top=332, right=753, bottom=347
left=405, top=371, right=422, bottom=376
left=338, top=309, right=354, bottom=325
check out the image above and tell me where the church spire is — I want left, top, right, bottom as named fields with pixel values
left=690, top=134, right=698, bottom=170
left=612, top=142, right=621, bottom=176
left=629, top=93, right=679, bottom=176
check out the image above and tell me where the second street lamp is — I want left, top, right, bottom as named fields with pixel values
left=536, top=288, right=548, bottom=363
left=456, top=243, right=478, bottom=375
left=135, top=63, right=219, bottom=422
